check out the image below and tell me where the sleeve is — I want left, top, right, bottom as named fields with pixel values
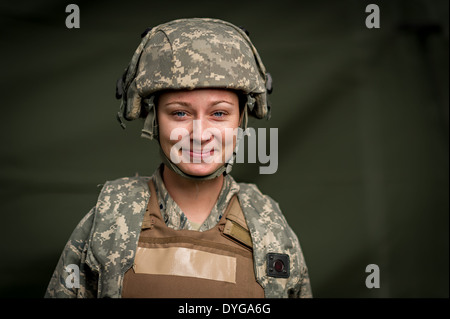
left=284, top=219, right=313, bottom=298
left=44, top=207, right=98, bottom=298
left=289, top=250, right=313, bottom=298
left=267, top=194, right=313, bottom=298
left=299, top=267, right=313, bottom=298
left=238, top=182, right=313, bottom=298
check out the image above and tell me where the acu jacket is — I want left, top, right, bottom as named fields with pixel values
left=45, top=176, right=312, bottom=298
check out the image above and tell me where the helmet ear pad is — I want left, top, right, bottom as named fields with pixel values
left=140, top=95, right=158, bottom=141
left=124, top=79, right=143, bottom=120
left=253, top=92, right=268, bottom=119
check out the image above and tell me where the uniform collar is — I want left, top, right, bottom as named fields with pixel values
left=151, top=164, right=240, bottom=231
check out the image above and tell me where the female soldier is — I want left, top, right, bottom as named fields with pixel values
left=45, top=18, right=312, bottom=298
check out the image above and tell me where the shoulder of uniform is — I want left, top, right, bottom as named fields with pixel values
left=237, top=182, right=283, bottom=216
left=237, top=182, right=292, bottom=237
left=93, top=175, right=152, bottom=218
left=237, top=182, right=265, bottom=198
left=238, top=182, right=308, bottom=297
left=100, top=175, right=151, bottom=194
left=86, top=176, right=151, bottom=275
left=90, top=175, right=152, bottom=246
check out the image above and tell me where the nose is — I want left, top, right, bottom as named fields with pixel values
left=190, top=118, right=213, bottom=148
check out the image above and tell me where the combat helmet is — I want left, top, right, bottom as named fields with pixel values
left=115, top=18, right=273, bottom=180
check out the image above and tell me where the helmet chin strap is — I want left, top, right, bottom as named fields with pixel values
left=143, top=94, right=253, bottom=181
left=158, top=146, right=229, bottom=181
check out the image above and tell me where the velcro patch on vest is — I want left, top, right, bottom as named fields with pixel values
left=133, top=246, right=237, bottom=283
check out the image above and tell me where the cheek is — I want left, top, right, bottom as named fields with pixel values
left=157, top=115, right=178, bottom=149
left=158, top=116, right=191, bottom=150
left=159, top=123, right=172, bottom=143
left=232, top=112, right=241, bottom=127
left=219, top=117, right=240, bottom=149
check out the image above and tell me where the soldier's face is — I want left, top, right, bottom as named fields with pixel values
left=157, top=89, right=240, bottom=177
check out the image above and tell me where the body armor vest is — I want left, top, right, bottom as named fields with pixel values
left=121, top=181, right=265, bottom=298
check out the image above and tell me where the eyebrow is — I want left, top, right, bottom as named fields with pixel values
left=164, top=101, right=191, bottom=107
left=163, top=100, right=234, bottom=108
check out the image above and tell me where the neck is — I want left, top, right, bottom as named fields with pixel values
left=161, top=165, right=224, bottom=224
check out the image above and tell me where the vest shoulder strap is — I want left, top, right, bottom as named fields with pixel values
left=222, top=196, right=253, bottom=248
left=141, top=180, right=159, bottom=230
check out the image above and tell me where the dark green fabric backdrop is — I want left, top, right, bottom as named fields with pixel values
left=0, top=0, right=448, bottom=297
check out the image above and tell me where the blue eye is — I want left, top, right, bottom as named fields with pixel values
left=174, top=111, right=186, bottom=118
left=213, top=111, right=225, bottom=117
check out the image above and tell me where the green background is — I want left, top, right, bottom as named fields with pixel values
left=0, top=0, right=448, bottom=297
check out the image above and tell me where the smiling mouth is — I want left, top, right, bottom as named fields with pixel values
left=188, top=149, right=215, bottom=159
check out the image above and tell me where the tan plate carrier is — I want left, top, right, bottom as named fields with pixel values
left=121, top=181, right=265, bottom=298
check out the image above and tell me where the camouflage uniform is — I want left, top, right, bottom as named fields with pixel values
left=45, top=18, right=312, bottom=298
left=152, top=165, right=239, bottom=231
left=45, top=166, right=312, bottom=298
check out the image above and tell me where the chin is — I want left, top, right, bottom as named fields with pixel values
left=178, top=163, right=223, bottom=177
